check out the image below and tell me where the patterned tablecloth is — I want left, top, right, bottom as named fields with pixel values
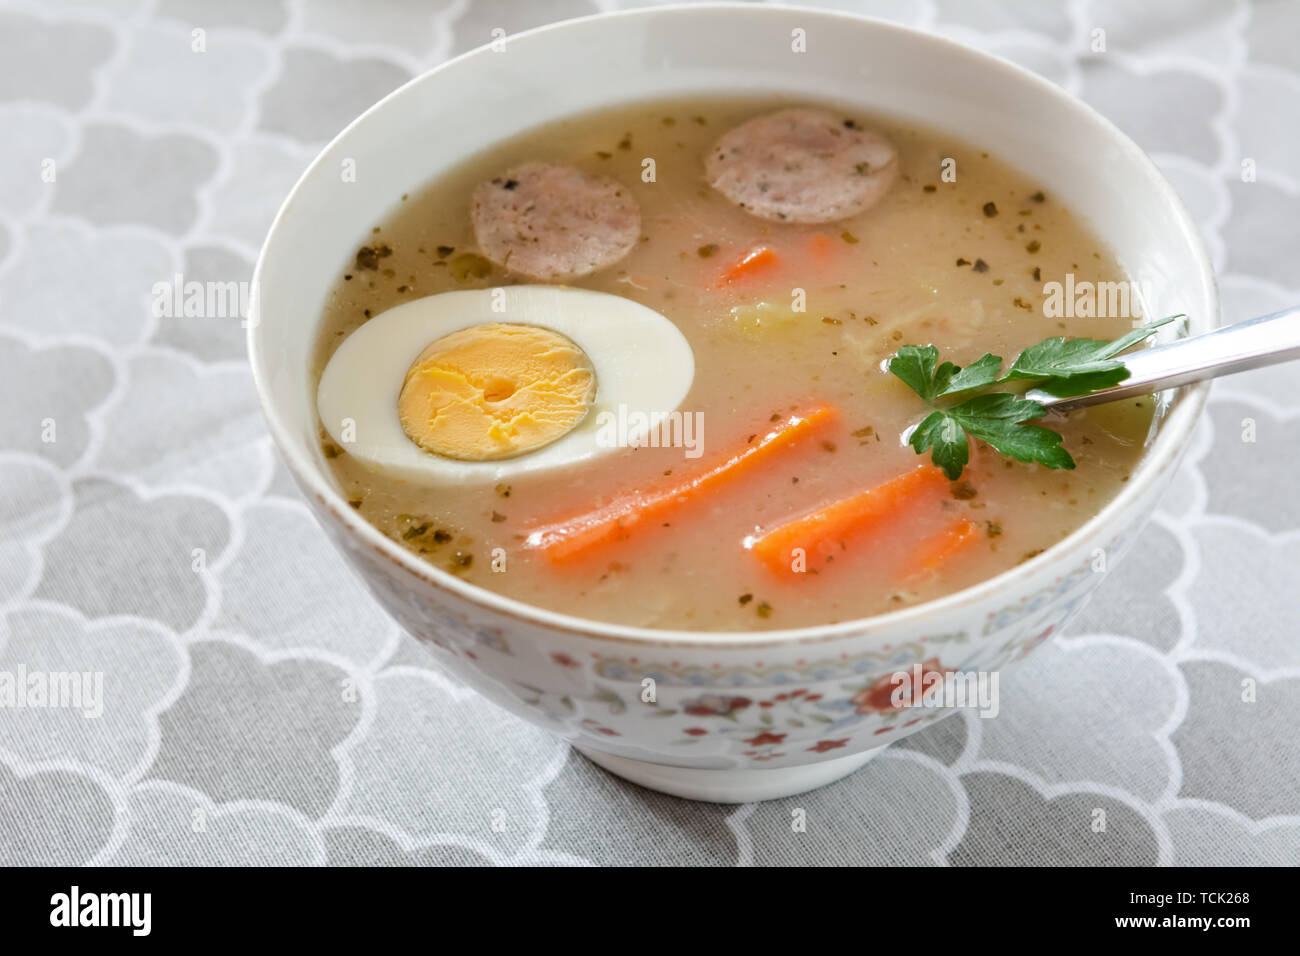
left=1, top=0, right=1297, bottom=867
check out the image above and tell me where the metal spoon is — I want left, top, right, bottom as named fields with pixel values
left=1025, top=306, right=1300, bottom=413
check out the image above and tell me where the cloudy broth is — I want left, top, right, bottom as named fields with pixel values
left=314, top=96, right=1153, bottom=631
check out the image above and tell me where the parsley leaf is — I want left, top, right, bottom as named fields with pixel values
left=947, top=394, right=1074, bottom=470
left=1001, top=316, right=1174, bottom=382
left=910, top=394, right=1074, bottom=479
left=1031, top=368, right=1127, bottom=397
left=889, top=315, right=1180, bottom=478
left=939, top=352, right=1003, bottom=396
left=889, top=345, right=948, bottom=402
left=909, top=411, right=969, bottom=479
left=890, top=347, right=1003, bottom=402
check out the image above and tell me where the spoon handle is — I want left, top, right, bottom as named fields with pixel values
left=1027, top=306, right=1300, bottom=413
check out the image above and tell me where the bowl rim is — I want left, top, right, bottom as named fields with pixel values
left=247, top=1, right=1216, bottom=650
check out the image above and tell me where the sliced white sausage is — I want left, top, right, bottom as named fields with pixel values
left=705, top=108, right=899, bottom=224
left=470, top=162, right=641, bottom=280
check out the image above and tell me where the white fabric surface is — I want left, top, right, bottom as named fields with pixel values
left=0, top=0, right=1297, bottom=866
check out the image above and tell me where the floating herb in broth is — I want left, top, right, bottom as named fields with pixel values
left=891, top=316, right=1175, bottom=479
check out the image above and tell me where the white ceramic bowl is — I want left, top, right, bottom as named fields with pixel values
left=248, top=3, right=1216, bottom=801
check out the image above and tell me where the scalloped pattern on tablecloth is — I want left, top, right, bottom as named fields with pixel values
left=0, top=0, right=1296, bottom=867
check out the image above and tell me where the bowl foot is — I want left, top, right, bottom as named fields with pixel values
left=574, top=745, right=884, bottom=803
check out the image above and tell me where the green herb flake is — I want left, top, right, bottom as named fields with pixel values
left=951, top=480, right=978, bottom=500
left=354, top=243, right=392, bottom=271
left=449, top=252, right=493, bottom=284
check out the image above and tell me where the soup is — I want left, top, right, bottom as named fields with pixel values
left=313, top=96, right=1154, bottom=631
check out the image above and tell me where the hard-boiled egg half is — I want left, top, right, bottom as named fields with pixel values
left=316, top=287, right=695, bottom=483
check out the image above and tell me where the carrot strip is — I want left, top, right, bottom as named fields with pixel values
left=908, top=516, right=980, bottom=576
left=748, top=464, right=949, bottom=575
left=718, top=246, right=780, bottom=285
left=525, top=405, right=837, bottom=563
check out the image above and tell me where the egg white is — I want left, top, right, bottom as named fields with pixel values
left=316, top=286, right=696, bottom=484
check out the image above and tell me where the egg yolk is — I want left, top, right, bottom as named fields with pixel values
left=398, top=322, right=597, bottom=461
